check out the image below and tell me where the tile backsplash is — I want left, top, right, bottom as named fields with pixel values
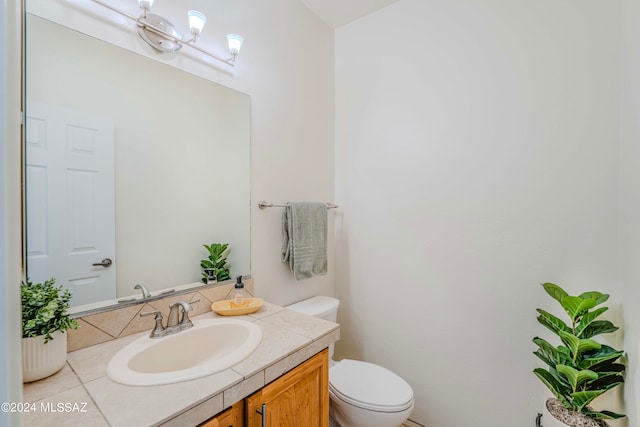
left=67, top=279, right=254, bottom=352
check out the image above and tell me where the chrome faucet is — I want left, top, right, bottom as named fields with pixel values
left=139, top=299, right=200, bottom=338
left=116, top=283, right=153, bottom=303
left=134, top=283, right=151, bottom=299
left=166, top=299, right=199, bottom=334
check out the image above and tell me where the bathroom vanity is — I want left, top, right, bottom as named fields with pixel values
left=202, top=349, right=328, bottom=427
left=22, top=302, right=339, bottom=427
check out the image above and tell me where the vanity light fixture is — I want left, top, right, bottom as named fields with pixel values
left=89, top=0, right=244, bottom=66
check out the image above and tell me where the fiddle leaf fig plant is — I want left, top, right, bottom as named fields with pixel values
left=21, top=278, right=79, bottom=343
left=533, top=282, right=625, bottom=423
left=201, top=243, right=230, bottom=283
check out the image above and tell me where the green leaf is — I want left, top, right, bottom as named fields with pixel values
left=534, top=368, right=572, bottom=408
left=559, top=331, right=601, bottom=359
left=556, top=365, right=597, bottom=390
left=585, top=373, right=624, bottom=391
left=583, top=410, right=626, bottom=420
left=574, top=307, right=608, bottom=337
left=571, top=390, right=605, bottom=412
left=533, top=337, right=573, bottom=368
left=578, top=291, right=609, bottom=306
left=548, top=367, right=572, bottom=390
left=581, top=345, right=624, bottom=371
left=579, top=320, right=618, bottom=339
left=216, top=270, right=230, bottom=281
left=536, top=309, right=571, bottom=336
left=589, top=362, right=625, bottom=375
left=560, top=296, right=597, bottom=322
left=200, top=261, right=214, bottom=269
left=542, top=283, right=568, bottom=304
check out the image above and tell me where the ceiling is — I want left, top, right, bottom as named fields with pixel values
left=299, top=0, right=400, bottom=28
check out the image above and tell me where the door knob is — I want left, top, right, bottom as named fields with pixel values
left=92, top=258, right=113, bottom=268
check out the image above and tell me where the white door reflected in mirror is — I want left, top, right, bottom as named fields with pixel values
left=26, top=101, right=116, bottom=306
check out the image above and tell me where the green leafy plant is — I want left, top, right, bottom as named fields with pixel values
left=533, top=282, right=625, bottom=422
left=21, top=278, right=79, bottom=343
left=201, top=243, right=230, bottom=283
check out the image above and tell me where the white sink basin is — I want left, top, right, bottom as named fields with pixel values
left=107, top=318, right=262, bottom=386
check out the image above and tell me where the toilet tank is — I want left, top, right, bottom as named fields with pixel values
left=286, top=296, right=339, bottom=323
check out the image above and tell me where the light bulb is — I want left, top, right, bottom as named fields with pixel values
left=188, top=10, right=206, bottom=36
left=138, top=0, right=153, bottom=12
left=227, top=34, right=243, bottom=57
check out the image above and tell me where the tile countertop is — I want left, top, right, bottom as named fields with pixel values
left=22, top=302, right=340, bottom=427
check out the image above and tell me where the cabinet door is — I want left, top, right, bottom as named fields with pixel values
left=198, top=400, right=244, bottom=427
left=246, top=349, right=329, bottom=427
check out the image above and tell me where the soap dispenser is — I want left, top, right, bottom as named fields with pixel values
left=226, top=275, right=253, bottom=308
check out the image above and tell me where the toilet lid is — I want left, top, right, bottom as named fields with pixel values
left=329, top=359, right=413, bottom=412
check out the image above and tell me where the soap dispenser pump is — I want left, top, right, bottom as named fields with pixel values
left=226, top=275, right=252, bottom=308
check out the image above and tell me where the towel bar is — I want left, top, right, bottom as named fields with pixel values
left=258, top=201, right=338, bottom=209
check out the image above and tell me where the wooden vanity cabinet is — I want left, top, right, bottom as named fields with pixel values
left=198, top=400, right=244, bottom=427
left=199, top=348, right=329, bottom=427
left=246, top=348, right=329, bottom=427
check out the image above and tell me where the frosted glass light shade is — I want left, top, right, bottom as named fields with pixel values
left=227, top=34, right=243, bottom=56
left=188, top=10, right=207, bottom=35
left=138, top=0, right=153, bottom=11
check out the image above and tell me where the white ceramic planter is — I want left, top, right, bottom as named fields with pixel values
left=542, top=399, right=610, bottom=427
left=22, top=330, right=67, bottom=383
left=542, top=403, right=568, bottom=427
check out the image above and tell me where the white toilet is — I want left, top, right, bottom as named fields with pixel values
left=286, top=296, right=414, bottom=427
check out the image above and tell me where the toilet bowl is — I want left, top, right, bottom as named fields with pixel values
left=286, top=296, right=414, bottom=427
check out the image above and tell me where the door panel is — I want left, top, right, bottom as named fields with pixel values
left=26, top=101, right=115, bottom=306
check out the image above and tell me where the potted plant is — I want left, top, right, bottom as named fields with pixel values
left=201, top=243, right=230, bottom=284
left=21, top=278, right=79, bottom=382
left=533, top=282, right=625, bottom=427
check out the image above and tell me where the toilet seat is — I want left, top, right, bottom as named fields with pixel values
left=329, top=359, right=413, bottom=413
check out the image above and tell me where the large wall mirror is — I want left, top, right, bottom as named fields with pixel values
left=25, top=13, right=251, bottom=313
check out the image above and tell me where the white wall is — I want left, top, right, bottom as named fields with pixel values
left=620, top=0, right=640, bottom=423
left=335, top=1, right=622, bottom=426
left=26, top=0, right=336, bottom=306
left=1, top=0, right=25, bottom=425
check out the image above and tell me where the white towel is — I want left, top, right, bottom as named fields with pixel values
left=281, top=202, right=328, bottom=280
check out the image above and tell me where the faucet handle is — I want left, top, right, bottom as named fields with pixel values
left=168, top=298, right=200, bottom=314
left=140, top=310, right=165, bottom=338
left=140, top=309, right=161, bottom=317
left=182, top=299, right=200, bottom=324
